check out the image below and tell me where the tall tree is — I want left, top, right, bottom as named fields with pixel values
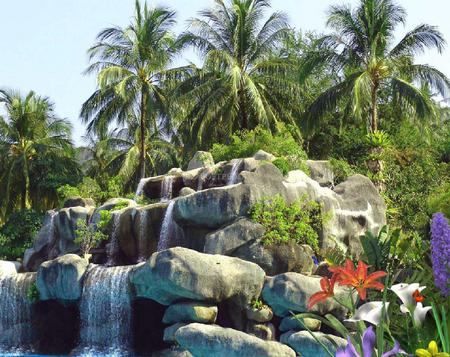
left=0, top=89, right=73, bottom=214
left=177, top=0, right=300, bottom=149
left=81, top=0, right=180, bottom=178
left=302, top=0, right=450, bottom=133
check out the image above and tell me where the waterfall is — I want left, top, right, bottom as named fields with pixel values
left=0, top=272, right=36, bottom=354
left=137, top=209, right=148, bottom=262
left=157, top=201, right=175, bottom=251
left=227, top=159, right=242, bottom=185
left=76, top=265, right=133, bottom=356
left=135, top=178, right=149, bottom=200
left=160, top=175, right=174, bottom=202
left=106, top=212, right=121, bottom=266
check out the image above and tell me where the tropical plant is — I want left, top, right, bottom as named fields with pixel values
left=0, top=89, right=75, bottom=216
left=302, top=0, right=450, bottom=133
left=176, top=0, right=300, bottom=149
left=81, top=0, right=181, bottom=178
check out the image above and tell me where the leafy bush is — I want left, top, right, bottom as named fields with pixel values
left=272, top=157, right=290, bottom=176
left=74, top=210, right=111, bottom=260
left=211, top=124, right=309, bottom=173
left=329, top=158, right=355, bottom=185
left=249, top=195, right=324, bottom=251
left=27, top=283, right=40, bottom=303
left=0, top=209, right=43, bottom=260
left=427, top=181, right=450, bottom=218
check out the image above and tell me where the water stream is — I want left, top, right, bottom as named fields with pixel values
left=160, top=176, right=174, bottom=202
left=106, top=212, right=121, bottom=266
left=76, top=265, right=133, bottom=356
left=0, top=272, right=36, bottom=354
left=227, top=159, right=242, bottom=185
left=137, top=209, right=148, bottom=262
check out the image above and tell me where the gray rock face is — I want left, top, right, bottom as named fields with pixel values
left=0, top=260, right=19, bottom=276
left=279, top=316, right=322, bottom=332
left=253, top=150, right=276, bottom=161
left=175, top=323, right=296, bottom=357
left=261, top=272, right=351, bottom=318
left=204, top=218, right=266, bottom=255
left=63, top=197, right=95, bottom=208
left=232, top=242, right=315, bottom=276
left=246, top=306, right=273, bottom=323
left=179, top=187, right=196, bottom=197
left=280, top=331, right=347, bottom=357
left=306, top=160, right=334, bottom=187
left=36, top=254, right=88, bottom=301
left=246, top=321, right=276, bottom=341
left=56, top=206, right=92, bottom=254
left=164, top=322, right=189, bottom=343
left=131, top=247, right=265, bottom=307
left=152, top=347, right=193, bottom=357
left=163, top=302, right=218, bottom=324
left=187, top=151, right=215, bottom=170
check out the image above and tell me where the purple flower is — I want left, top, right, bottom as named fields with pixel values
left=336, top=326, right=406, bottom=357
left=430, top=213, right=450, bottom=297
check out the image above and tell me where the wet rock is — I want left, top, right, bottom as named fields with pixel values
left=279, top=316, right=322, bottom=332
left=163, top=302, right=218, bottom=324
left=246, top=305, right=273, bottom=323
left=280, top=330, right=347, bottom=357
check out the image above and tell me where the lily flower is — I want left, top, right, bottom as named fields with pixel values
left=329, top=260, right=387, bottom=300
left=416, top=341, right=450, bottom=357
left=391, top=283, right=431, bottom=327
left=336, top=326, right=406, bottom=357
left=345, top=301, right=390, bottom=326
left=307, top=274, right=338, bottom=309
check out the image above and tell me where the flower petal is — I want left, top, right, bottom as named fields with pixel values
left=415, top=349, right=432, bottom=357
left=381, top=341, right=407, bottom=357
left=428, top=341, right=439, bottom=355
left=345, top=301, right=389, bottom=326
left=362, top=325, right=376, bottom=357
left=308, top=292, right=330, bottom=309
left=414, top=303, right=432, bottom=328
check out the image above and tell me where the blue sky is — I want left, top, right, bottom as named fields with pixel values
left=1, top=0, right=449, bottom=145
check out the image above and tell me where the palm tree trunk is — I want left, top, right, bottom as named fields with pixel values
left=239, top=89, right=248, bottom=130
left=370, top=84, right=378, bottom=133
left=22, top=155, right=31, bottom=210
left=139, top=89, right=147, bottom=178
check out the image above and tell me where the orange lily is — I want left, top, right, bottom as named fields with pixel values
left=329, top=259, right=387, bottom=300
left=308, top=274, right=338, bottom=309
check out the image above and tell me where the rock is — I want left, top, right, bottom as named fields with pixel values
left=168, top=168, right=183, bottom=175
left=152, top=347, right=193, bottom=357
left=36, top=254, right=88, bottom=301
left=187, top=151, right=215, bottom=170
left=175, top=323, right=296, bottom=357
left=314, top=262, right=333, bottom=278
left=0, top=260, right=19, bottom=276
left=246, top=321, right=276, bottom=341
left=56, top=206, right=92, bottom=255
left=280, top=331, right=347, bottom=357
left=246, top=305, right=273, bottom=323
left=63, top=197, right=95, bottom=208
left=141, top=175, right=184, bottom=200
left=163, top=302, right=218, bottom=324
left=232, top=242, right=315, bottom=276
left=306, top=160, right=334, bottom=187
left=253, top=150, right=276, bottom=161
left=179, top=187, right=196, bottom=197
left=204, top=218, right=265, bottom=255
left=164, top=322, right=189, bottom=343
left=92, top=198, right=136, bottom=218
left=279, top=316, right=322, bottom=332
left=131, top=247, right=265, bottom=308
left=261, top=272, right=352, bottom=318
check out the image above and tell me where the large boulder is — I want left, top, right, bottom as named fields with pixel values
left=63, top=197, right=95, bottom=208
left=253, top=150, right=276, bottom=161
left=175, top=323, right=296, bottom=357
left=36, top=254, right=89, bottom=301
left=279, top=316, right=322, bottom=332
left=131, top=247, right=265, bottom=307
left=56, top=206, right=92, bottom=254
left=163, top=302, right=218, bottom=324
left=261, top=272, right=352, bottom=318
left=152, top=347, right=193, bottom=357
left=187, top=151, right=215, bottom=171
left=280, top=331, right=347, bottom=357
left=306, top=160, right=334, bottom=187
left=204, top=218, right=266, bottom=255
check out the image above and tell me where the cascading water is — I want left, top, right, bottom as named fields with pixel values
left=134, top=178, right=149, bottom=200
left=157, top=201, right=175, bottom=251
left=106, top=212, right=121, bottom=266
left=137, top=209, right=148, bottom=262
left=76, top=265, right=134, bottom=356
left=160, top=175, right=174, bottom=202
left=227, top=159, right=242, bottom=185
left=0, top=272, right=36, bottom=354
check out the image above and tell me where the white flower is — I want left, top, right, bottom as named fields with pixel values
left=390, top=283, right=426, bottom=310
left=345, top=301, right=390, bottom=326
left=410, top=303, right=432, bottom=328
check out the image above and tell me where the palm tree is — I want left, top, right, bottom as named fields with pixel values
left=81, top=0, right=181, bottom=178
left=0, top=89, right=73, bottom=213
left=177, top=0, right=300, bottom=149
left=302, top=0, right=450, bottom=133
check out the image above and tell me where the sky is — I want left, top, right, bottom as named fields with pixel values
left=1, top=0, right=449, bottom=145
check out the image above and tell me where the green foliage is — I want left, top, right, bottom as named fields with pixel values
left=251, top=298, right=265, bottom=310
left=329, top=158, right=355, bottom=185
left=427, top=181, right=450, bottom=217
left=320, top=246, right=348, bottom=267
left=250, top=195, right=324, bottom=251
left=211, top=125, right=309, bottom=173
left=365, top=131, right=391, bottom=149
left=26, top=283, right=40, bottom=304
left=112, top=200, right=130, bottom=212
left=0, top=209, right=43, bottom=260
left=272, top=158, right=290, bottom=176
left=74, top=210, right=111, bottom=260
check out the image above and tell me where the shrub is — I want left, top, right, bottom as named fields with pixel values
left=428, top=181, right=450, bottom=218
left=329, top=158, right=355, bottom=185
left=272, top=157, right=290, bottom=176
left=74, top=210, right=111, bottom=260
left=249, top=195, right=324, bottom=251
left=0, top=209, right=43, bottom=260
left=211, top=124, right=309, bottom=173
